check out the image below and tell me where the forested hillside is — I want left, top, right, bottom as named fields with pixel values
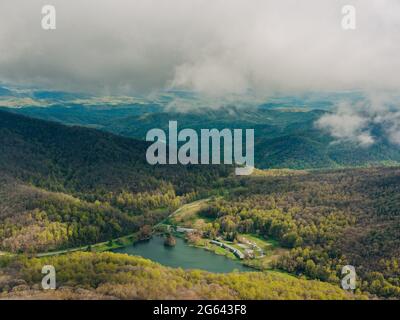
left=7, top=104, right=400, bottom=169
left=1, top=109, right=400, bottom=300
left=0, top=110, right=230, bottom=253
left=0, top=110, right=230, bottom=196
left=198, top=168, right=400, bottom=298
left=0, top=252, right=365, bottom=300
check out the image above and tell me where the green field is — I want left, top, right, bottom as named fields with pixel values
left=167, top=198, right=212, bottom=228
left=164, top=198, right=289, bottom=269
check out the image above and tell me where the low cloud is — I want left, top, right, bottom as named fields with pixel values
left=1, top=0, right=400, bottom=97
left=316, top=94, right=400, bottom=147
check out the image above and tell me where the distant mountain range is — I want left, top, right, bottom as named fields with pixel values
left=1, top=87, right=400, bottom=169
left=0, top=109, right=230, bottom=196
left=1, top=95, right=400, bottom=299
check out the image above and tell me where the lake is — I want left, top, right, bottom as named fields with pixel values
left=112, top=235, right=252, bottom=273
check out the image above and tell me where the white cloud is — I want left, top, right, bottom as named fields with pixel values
left=316, top=95, right=400, bottom=147
left=0, top=0, right=400, bottom=97
left=316, top=107, right=374, bottom=146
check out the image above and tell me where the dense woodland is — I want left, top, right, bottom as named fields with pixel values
left=196, top=168, right=400, bottom=298
left=7, top=101, right=400, bottom=170
left=0, top=252, right=365, bottom=300
left=0, top=110, right=400, bottom=299
left=0, top=110, right=231, bottom=196
left=0, top=110, right=229, bottom=253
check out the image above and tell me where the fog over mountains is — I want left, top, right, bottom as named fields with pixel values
left=1, top=0, right=400, bottom=95
left=1, top=1, right=400, bottom=300
left=1, top=0, right=400, bottom=152
left=1, top=86, right=399, bottom=170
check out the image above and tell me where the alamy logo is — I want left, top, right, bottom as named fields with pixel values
left=341, top=265, right=356, bottom=290
left=41, top=265, right=56, bottom=290
left=146, top=121, right=254, bottom=175
left=341, top=5, right=356, bottom=30
left=41, top=5, right=56, bottom=30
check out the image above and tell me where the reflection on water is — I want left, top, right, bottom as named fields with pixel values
left=112, top=235, right=252, bottom=273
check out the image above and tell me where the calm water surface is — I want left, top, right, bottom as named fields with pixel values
left=113, top=235, right=252, bottom=273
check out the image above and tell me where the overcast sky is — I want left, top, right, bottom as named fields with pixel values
left=1, top=1, right=400, bottom=146
left=0, top=0, right=399, bottom=96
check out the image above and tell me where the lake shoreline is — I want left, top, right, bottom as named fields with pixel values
left=112, top=234, right=254, bottom=273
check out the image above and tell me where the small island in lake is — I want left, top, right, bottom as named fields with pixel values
left=164, top=233, right=177, bottom=247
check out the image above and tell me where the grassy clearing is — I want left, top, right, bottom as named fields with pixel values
left=210, top=233, right=290, bottom=270
left=168, top=198, right=211, bottom=228
left=251, top=168, right=309, bottom=177
left=240, top=234, right=288, bottom=269
left=241, top=233, right=279, bottom=250
left=36, top=232, right=139, bottom=257
left=243, top=246, right=289, bottom=271
left=190, top=239, right=237, bottom=260
left=167, top=199, right=289, bottom=270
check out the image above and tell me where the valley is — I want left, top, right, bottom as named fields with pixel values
left=0, top=108, right=399, bottom=300
left=3, top=90, right=400, bottom=170
left=1, top=0, right=399, bottom=304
